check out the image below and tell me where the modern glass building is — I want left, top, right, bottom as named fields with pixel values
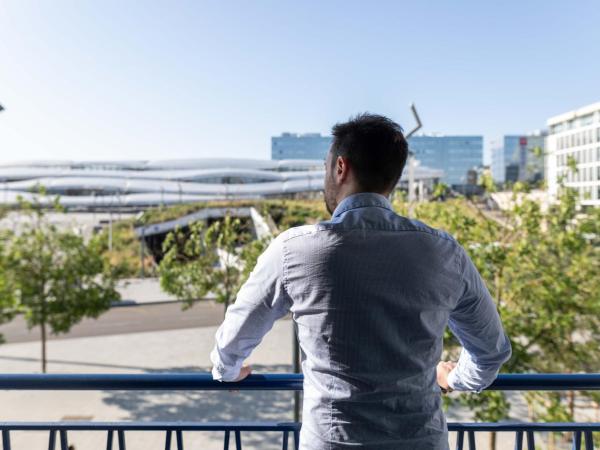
left=491, top=133, right=546, bottom=184
left=407, top=135, right=483, bottom=187
left=271, top=133, right=332, bottom=160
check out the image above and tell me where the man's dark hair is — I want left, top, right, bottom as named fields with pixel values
left=331, top=113, right=408, bottom=193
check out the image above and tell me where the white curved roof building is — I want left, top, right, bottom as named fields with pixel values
left=0, top=158, right=443, bottom=209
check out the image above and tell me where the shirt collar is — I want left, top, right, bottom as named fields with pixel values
left=331, top=192, right=393, bottom=219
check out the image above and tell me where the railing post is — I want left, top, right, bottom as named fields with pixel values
left=282, top=430, right=289, bottom=450
left=584, top=431, right=594, bottom=450
left=59, top=430, right=68, bottom=450
left=526, top=431, right=535, bottom=450
left=514, top=430, right=523, bottom=450
left=176, top=430, right=183, bottom=450
left=455, top=430, right=464, bottom=450
left=467, top=431, right=476, bottom=450
left=48, top=429, right=56, bottom=450
left=2, top=430, right=11, bottom=450
left=573, top=431, right=582, bottom=450
left=235, top=430, right=242, bottom=450
left=165, top=430, right=172, bottom=450
left=106, top=429, right=114, bottom=450
left=118, top=430, right=126, bottom=450
left=223, top=430, right=230, bottom=450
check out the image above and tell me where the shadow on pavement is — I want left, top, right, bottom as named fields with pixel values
left=101, top=364, right=297, bottom=449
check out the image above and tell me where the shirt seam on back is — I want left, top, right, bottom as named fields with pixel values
left=283, top=225, right=457, bottom=244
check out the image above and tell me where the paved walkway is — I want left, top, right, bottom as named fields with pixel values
left=115, top=278, right=180, bottom=305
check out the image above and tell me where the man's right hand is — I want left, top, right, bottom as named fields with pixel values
left=437, top=361, right=456, bottom=393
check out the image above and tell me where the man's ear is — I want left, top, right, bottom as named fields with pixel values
left=336, top=156, right=350, bottom=183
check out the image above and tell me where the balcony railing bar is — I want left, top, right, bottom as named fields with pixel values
left=1, top=373, right=599, bottom=391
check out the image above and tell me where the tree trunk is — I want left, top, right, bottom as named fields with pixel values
left=489, top=431, right=496, bottom=450
left=568, top=390, right=575, bottom=418
left=548, top=432, right=555, bottom=450
left=40, top=320, right=47, bottom=373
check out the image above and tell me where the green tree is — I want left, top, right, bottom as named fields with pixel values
left=431, top=182, right=451, bottom=201
left=2, top=199, right=120, bottom=372
left=159, top=215, right=264, bottom=314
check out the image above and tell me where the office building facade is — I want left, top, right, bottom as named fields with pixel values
left=271, top=133, right=332, bottom=160
left=408, top=135, right=483, bottom=187
left=491, top=133, right=546, bottom=184
left=546, top=102, right=600, bottom=207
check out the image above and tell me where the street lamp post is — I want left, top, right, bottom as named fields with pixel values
left=404, top=104, right=423, bottom=203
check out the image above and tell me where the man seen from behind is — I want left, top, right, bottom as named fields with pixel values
left=211, top=113, right=512, bottom=449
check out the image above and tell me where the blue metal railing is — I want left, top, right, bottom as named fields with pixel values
left=1, top=373, right=599, bottom=450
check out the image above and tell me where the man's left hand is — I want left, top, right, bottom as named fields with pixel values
left=234, top=365, right=252, bottom=382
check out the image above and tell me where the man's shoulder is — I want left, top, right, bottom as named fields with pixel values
left=276, top=224, right=320, bottom=243
left=398, top=217, right=458, bottom=243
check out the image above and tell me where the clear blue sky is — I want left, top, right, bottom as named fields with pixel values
left=1, top=0, right=599, bottom=164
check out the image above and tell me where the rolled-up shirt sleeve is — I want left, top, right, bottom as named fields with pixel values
left=210, top=235, right=291, bottom=381
left=447, top=246, right=512, bottom=392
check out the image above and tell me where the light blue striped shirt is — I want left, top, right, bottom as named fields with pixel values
left=211, top=192, right=511, bottom=449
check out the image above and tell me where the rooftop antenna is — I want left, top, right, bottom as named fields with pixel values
left=405, top=103, right=422, bottom=203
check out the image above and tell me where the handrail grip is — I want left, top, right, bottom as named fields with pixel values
left=0, top=373, right=599, bottom=391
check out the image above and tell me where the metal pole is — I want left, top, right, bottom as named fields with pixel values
left=404, top=103, right=422, bottom=205
left=408, top=156, right=415, bottom=203
left=292, top=324, right=301, bottom=422
left=139, top=229, right=145, bottom=278
left=108, top=211, right=113, bottom=252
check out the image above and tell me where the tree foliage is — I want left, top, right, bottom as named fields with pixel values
left=0, top=198, right=120, bottom=372
left=159, top=215, right=269, bottom=313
